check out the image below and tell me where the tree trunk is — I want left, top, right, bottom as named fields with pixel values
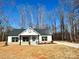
left=73, top=25, right=77, bottom=42
left=5, top=38, right=8, bottom=46
left=70, top=32, right=73, bottom=42
left=2, top=31, right=4, bottom=41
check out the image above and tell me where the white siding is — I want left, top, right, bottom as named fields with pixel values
left=30, top=38, right=38, bottom=45
left=48, top=35, right=52, bottom=42
left=8, top=36, right=12, bottom=43
left=21, top=36, right=38, bottom=45
left=21, top=42, right=29, bottom=45
left=8, top=36, right=19, bottom=45
left=39, top=35, right=52, bottom=43
left=8, top=35, right=52, bottom=45
left=19, top=28, right=40, bottom=36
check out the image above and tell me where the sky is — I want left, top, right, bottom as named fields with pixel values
left=0, top=0, right=60, bottom=28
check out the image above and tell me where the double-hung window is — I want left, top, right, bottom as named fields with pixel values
left=42, top=36, right=47, bottom=41
left=12, top=37, right=18, bottom=42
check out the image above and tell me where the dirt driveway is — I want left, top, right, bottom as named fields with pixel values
left=54, top=41, right=79, bottom=48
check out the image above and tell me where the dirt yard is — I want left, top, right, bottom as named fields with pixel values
left=0, top=42, right=79, bottom=59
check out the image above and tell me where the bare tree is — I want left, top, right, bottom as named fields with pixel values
left=37, top=5, right=45, bottom=29
left=0, top=19, right=3, bottom=41
left=67, top=13, right=74, bottom=42
left=57, top=0, right=65, bottom=41
left=26, top=5, right=34, bottom=28
left=73, top=0, right=79, bottom=41
left=47, top=11, right=52, bottom=32
left=66, top=0, right=79, bottom=42
left=2, top=16, right=10, bottom=46
left=0, top=0, right=4, bottom=41
left=48, top=9, right=56, bottom=40
left=51, top=10, right=56, bottom=34
left=0, top=15, right=11, bottom=45
left=18, top=5, right=26, bottom=29
left=57, top=7, right=65, bottom=41
left=0, top=10, right=5, bottom=41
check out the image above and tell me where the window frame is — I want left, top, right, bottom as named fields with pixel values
left=22, top=37, right=29, bottom=42
left=42, top=36, right=47, bottom=41
left=32, top=36, right=36, bottom=41
left=12, top=37, right=18, bottom=42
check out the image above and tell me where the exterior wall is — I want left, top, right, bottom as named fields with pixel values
left=8, top=35, right=52, bottom=45
left=8, top=36, right=38, bottom=45
left=21, top=39, right=29, bottom=45
left=8, top=36, right=12, bottom=43
left=30, top=37, right=38, bottom=45
left=19, top=28, right=40, bottom=36
left=21, top=42, right=29, bottom=45
left=19, top=39, right=38, bottom=45
left=21, top=36, right=38, bottom=45
left=8, top=36, right=19, bottom=45
left=39, top=35, right=52, bottom=43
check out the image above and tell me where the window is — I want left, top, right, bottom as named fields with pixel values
left=32, top=36, right=36, bottom=41
left=23, top=37, right=29, bottom=42
left=12, top=38, right=15, bottom=42
left=12, top=37, right=18, bottom=42
left=42, top=36, right=47, bottom=41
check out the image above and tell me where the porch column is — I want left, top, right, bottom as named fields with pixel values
left=19, top=36, right=22, bottom=45
left=35, top=36, right=38, bottom=44
left=29, top=36, right=32, bottom=45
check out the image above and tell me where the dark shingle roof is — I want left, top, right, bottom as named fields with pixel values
left=8, top=29, right=25, bottom=36
left=8, top=28, right=51, bottom=36
left=34, top=28, right=50, bottom=35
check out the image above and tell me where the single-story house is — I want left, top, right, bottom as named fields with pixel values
left=8, top=27, right=52, bottom=45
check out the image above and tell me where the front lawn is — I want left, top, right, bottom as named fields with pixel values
left=0, top=42, right=79, bottom=59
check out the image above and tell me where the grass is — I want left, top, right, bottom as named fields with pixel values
left=0, top=42, right=79, bottom=59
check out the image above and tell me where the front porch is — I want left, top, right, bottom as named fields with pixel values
left=19, top=35, right=39, bottom=45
